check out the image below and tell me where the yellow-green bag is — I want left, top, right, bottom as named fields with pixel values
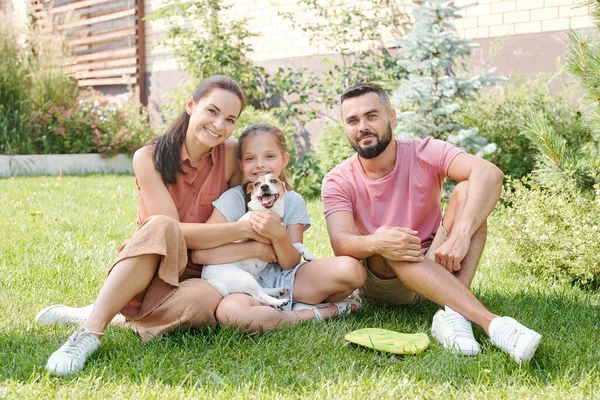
left=345, top=328, right=430, bottom=354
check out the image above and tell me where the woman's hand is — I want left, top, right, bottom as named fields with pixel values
left=249, top=211, right=288, bottom=243
left=253, top=242, right=277, bottom=263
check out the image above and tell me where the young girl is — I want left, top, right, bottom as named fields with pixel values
left=191, top=123, right=367, bottom=332
left=36, top=76, right=266, bottom=375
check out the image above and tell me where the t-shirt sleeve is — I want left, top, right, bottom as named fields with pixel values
left=322, top=169, right=354, bottom=218
left=417, top=137, right=464, bottom=178
left=212, top=186, right=246, bottom=222
left=283, top=191, right=311, bottom=231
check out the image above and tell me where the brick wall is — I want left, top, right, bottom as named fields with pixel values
left=454, top=0, right=593, bottom=39
left=144, top=0, right=593, bottom=73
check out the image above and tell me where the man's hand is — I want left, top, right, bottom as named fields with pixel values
left=373, top=226, right=424, bottom=262
left=249, top=211, right=288, bottom=242
left=434, top=233, right=470, bottom=272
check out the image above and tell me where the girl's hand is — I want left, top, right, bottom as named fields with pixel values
left=241, top=219, right=271, bottom=244
left=249, top=211, right=288, bottom=242
left=253, top=242, right=277, bottom=263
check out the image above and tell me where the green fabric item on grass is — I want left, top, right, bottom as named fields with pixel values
left=345, top=328, right=430, bottom=354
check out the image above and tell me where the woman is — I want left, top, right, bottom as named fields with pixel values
left=37, top=75, right=264, bottom=375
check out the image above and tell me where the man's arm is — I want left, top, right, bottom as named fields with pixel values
left=446, top=153, right=504, bottom=238
left=434, top=153, right=504, bottom=269
left=325, top=211, right=423, bottom=262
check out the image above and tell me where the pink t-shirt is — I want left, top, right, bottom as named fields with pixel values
left=322, top=137, right=464, bottom=248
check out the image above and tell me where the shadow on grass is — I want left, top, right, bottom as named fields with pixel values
left=0, top=289, right=597, bottom=394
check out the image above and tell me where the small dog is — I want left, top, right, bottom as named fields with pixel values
left=201, top=174, right=313, bottom=308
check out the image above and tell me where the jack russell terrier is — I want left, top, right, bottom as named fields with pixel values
left=201, top=174, right=314, bottom=308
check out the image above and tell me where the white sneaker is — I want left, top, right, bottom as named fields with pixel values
left=431, top=306, right=480, bottom=356
left=36, top=304, right=93, bottom=326
left=46, top=327, right=102, bottom=376
left=489, top=316, right=542, bottom=364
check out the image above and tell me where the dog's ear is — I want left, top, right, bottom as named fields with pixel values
left=245, top=182, right=253, bottom=194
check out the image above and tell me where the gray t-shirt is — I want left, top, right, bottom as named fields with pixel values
left=212, top=185, right=311, bottom=231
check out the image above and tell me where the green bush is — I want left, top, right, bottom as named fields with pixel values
left=0, top=13, right=32, bottom=154
left=314, top=123, right=355, bottom=175
left=495, top=177, right=600, bottom=289
left=454, top=74, right=590, bottom=179
left=32, top=90, right=155, bottom=156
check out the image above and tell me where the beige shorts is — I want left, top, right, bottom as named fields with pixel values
left=360, top=223, right=449, bottom=306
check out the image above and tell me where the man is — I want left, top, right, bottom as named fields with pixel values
left=321, top=82, right=541, bottom=363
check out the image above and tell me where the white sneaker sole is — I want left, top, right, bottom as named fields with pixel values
left=36, top=305, right=68, bottom=325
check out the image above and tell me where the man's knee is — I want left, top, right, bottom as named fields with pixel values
left=366, top=254, right=396, bottom=279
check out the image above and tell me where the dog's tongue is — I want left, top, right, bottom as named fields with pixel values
left=262, top=199, right=275, bottom=208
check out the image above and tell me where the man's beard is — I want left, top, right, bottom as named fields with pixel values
left=350, top=123, right=393, bottom=159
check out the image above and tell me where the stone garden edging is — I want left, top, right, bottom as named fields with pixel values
left=0, top=154, right=133, bottom=178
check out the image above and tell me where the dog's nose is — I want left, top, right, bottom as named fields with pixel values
left=260, top=184, right=270, bottom=192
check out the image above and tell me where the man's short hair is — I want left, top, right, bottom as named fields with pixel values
left=340, top=82, right=391, bottom=109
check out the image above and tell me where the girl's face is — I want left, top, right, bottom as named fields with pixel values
left=240, top=132, right=289, bottom=182
left=186, top=88, right=242, bottom=149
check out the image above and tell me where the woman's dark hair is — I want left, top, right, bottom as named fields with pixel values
left=153, top=75, right=246, bottom=184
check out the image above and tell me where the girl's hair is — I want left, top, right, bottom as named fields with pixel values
left=153, top=75, right=246, bottom=184
left=238, top=122, right=291, bottom=190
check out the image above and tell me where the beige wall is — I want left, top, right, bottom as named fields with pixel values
left=144, top=0, right=594, bottom=73
left=454, top=0, right=593, bottom=39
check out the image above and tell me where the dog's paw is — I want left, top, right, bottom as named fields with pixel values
left=279, top=288, right=289, bottom=297
left=273, top=299, right=290, bottom=309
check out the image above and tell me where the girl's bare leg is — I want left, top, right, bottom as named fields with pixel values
left=293, top=256, right=366, bottom=303
left=216, top=293, right=343, bottom=333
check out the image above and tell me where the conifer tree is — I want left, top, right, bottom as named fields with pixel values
left=522, top=0, right=599, bottom=194
left=392, top=0, right=503, bottom=157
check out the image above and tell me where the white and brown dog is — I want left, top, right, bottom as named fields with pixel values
left=201, top=174, right=313, bottom=308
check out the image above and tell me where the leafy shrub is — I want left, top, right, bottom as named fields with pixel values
left=495, top=177, right=600, bottom=289
left=291, top=155, right=323, bottom=200
left=32, top=90, right=155, bottom=156
left=0, top=13, right=32, bottom=154
left=314, top=123, right=355, bottom=175
left=454, top=74, right=590, bottom=179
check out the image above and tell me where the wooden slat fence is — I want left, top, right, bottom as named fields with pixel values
left=29, top=0, right=146, bottom=104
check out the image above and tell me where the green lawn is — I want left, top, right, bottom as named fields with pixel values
left=1, top=175, right=598, bottom=399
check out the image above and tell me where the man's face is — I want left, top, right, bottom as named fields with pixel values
left=341, top=92, right=395, bottom=160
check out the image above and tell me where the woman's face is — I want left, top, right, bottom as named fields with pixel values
left=186, top=88, right=242, bottom=149
left=239, top=132, right=289, bottom=182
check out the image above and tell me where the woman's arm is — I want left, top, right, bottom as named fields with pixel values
left=133, top=147, right=265, bottom=250
left=191, top=241, right=276, bottom=265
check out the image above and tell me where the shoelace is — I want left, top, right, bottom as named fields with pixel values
left=491, top=319, right=520, bottom=351
left=62, top=328, right=101, bottom=357
left=445, top=310, right=474, bottom=338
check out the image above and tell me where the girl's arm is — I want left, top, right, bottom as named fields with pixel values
left=133, top=146, right=265, bottom=250
left=249, top=212, right=303, bottom=269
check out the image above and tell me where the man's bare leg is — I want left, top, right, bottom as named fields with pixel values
left=440, top=181, right=487, bottom=289
left=368, top=254, right=496, bottom=333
